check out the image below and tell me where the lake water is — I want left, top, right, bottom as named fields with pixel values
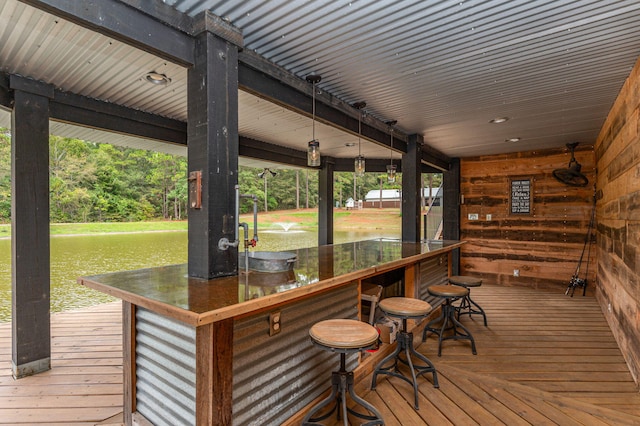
left=0, top=228, right=399, bottom=322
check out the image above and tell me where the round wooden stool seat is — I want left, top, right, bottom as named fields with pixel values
left=449, top=275, right=482, bottom=287
left=379, top=297, right=432, bottom=318
left=309, top=319, right=379, bottom=349
left=428, top=284, right=468, bottom=298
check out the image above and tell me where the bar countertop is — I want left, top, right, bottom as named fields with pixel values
left=79, top=239, right=464, bottom=326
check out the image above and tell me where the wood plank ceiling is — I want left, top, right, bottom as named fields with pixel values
left=2, top=0, right=640, bottom=167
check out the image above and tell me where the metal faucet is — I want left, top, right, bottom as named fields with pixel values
left=218, top=186, right=259, bottom=274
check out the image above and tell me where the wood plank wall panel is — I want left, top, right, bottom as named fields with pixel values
left=459, top=146, right=596, bottom=291
left=594, top=55, right=640, bottom=385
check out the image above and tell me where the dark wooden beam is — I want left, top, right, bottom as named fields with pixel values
left=443, top=158, right=461, bottom=273
left=239, top=137, right=308, bottom=168
left=187, top=26, right=241, bottom=279
left=333, top=157, right=397, bottom=173
left=422, top=164, right=442, bottom=174
left=318, top=157, right=334, bottom=245
left=51, top=91, right=186, bottom=145
left=10, top=75, right=53, bottom=378
left=120, top=0, right=195, bottom=34
left=402, top=134, right=423, bottom=242
left=333, top=158, right=442, bottom=174
left=0, top=74, right=12, bottom=109
left=21, top=0, right=194, bottom=66
left=422, top=144, right=450, bottom=171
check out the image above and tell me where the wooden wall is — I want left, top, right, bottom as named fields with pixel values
left=459, top=146, right=596, bottom=291
left=594, top=56, right=640, bottom=385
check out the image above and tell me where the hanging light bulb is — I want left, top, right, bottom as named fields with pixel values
left=306, top=74, right=322, bottom=167
left=386, top=120, right=398, bottom=183
left=353, top=101, right=366, bottom=177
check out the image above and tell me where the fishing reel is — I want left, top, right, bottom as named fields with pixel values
left=565, top=276, right=587, bottom=296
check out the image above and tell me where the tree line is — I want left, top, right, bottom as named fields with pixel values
left=0, top=130, right=440, bottom=222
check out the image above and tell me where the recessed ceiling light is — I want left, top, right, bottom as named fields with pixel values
left=345, top=142, right=356, bottom=147
left=145, top=72, right=171, bottom=85
left=506, top=137, right=521, bottom=143
left=489, top=117, right=509, bottom=124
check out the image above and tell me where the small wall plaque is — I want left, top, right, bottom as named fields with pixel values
left=510, top=178, right=531, bottom=214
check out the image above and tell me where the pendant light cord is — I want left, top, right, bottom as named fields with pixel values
left=390, top=127, right=393, bottom=165
left=358, top=111, right=362, bottom=156
left=312, top=82, right=316, bottom=140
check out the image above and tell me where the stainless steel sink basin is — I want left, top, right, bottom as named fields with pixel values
left=239, top=251, right=297, bottom=272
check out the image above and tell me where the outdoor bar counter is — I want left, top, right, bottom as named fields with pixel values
left=79, top=239, right=464, bottom=426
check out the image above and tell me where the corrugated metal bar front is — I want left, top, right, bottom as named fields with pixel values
left=233, top=283, right=359, bottom=425
left=418, top=254, right=449, bottom=307
left=135, top=308, right=196, bottom=426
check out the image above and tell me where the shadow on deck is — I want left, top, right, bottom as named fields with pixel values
left=1, top=285, right=639, bottom=425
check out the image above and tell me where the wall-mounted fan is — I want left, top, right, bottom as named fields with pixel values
left=553, top=142, right=589, bottom=187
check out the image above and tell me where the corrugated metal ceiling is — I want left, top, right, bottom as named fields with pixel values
left=2, top=0, right=640, bottom=163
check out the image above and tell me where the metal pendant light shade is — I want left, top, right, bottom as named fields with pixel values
left=386, top=120, right=397, bottom=183
left=354, top=155, right=366, bottom=177
left=353, top=101, right=366, bottom=177
left=386, top=164, right=397, bottom=183
left=307, top=139, right=320, bottom=166
left=306, top=74, right=322, bottom=167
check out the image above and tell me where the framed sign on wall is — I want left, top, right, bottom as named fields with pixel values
left=510, top=178, right=532, bottom=215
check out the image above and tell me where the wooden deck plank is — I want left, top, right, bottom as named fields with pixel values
left=0, top=407, right=122, bottom=423
left=418, top=370, right=506, bottom=425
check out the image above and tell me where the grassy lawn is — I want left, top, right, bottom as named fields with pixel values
left=0, top=208, right=402, bottom=237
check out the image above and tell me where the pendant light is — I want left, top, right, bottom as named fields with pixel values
left=386, top=120, right=397, bottom=183
left=306, top=74, right=322, bottom=167
left=353, top=101, right=366, bottom=177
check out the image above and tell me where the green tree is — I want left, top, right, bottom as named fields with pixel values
left=0, top=130, right=10, bottom=221
left=147, top=152, right=187, bottom=219
left=49, top=136, right=97, bottom=222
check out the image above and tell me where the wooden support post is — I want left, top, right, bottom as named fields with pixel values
left=123, top=302, right=136, bottom=426
left=402, top=134, right=423, bottom=242
left=10, top=75, right=54, bottom=378
left=196, top=319, right=234, bottom=425
left=318, top=157, right=335, bottom=246
left=443, top=158, right=460, bottom=274
left=187, top=13, right=243, bottom=279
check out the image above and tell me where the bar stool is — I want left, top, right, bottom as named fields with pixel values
left=422, top=285, right=477, bottom=356
left=371, top=297, right=439, bottom=410
left=450, top=275, right=487, bottom=326
left=303, top=319, right=384, bottom=426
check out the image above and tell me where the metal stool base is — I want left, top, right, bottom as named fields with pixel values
left=456, top=293, right=488, bottom=326
left=423, top=300, right=477, bottom=356
left=303, top=353, right=384, bottom=426
left=371, top=329, right=438, bottom=410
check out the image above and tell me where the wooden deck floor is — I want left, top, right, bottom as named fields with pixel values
left=1, top=285, right=639, bottom=425
left=0, top=303, right=124, bottom=425
left=339, top=284, right=640, bottom=426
